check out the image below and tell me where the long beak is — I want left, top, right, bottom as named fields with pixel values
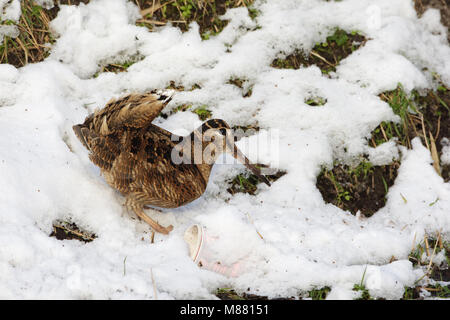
left=226, top=139, right=271, bottom=186
left=73, top=124, right=90, bottom=149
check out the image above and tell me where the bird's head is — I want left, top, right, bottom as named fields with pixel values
left=193, top=119, right=270, bottom=186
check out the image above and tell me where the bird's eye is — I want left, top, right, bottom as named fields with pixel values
left=219, top=128, right=227, bottom=136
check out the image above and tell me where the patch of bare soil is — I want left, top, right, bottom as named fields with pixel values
left=271, top=29, right=367, bottom=74
left=316, top=161, right=400, bottom=217
left=317, top=80, right=449, bottom=218
left=412, top=86, right=450, bottom=182
left=50, top=220, right=96, bottom=243
left=133, top=0, right=254, bottom=36
left=375, top=83, right=449, bottom=181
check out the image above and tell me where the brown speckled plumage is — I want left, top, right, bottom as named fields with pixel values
left=73, top=91, right=269, bottom=234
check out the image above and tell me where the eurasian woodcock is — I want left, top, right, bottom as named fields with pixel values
left=73, top=91, right=270, bottom=234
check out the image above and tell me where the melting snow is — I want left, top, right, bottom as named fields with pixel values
left=0, top=0, right=449, bottom=299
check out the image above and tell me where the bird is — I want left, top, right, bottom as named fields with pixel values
left=73, top=91, right=270, bottom=234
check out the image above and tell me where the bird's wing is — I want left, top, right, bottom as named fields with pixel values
left=88, top=92, right=173, bottom=136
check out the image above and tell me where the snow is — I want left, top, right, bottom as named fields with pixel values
left=0, top=0, right=21, bottom=42
left=368, top=140, right=400, bottom=166
left=0, top=0, right=449, bottom=299
left=0, top=0, right=21, bottom=22
left=34, top=0, right=55, bottom=10
left=442, top=138, right=450, bottom=165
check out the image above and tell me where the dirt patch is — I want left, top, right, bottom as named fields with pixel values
left=50, top=220, right=96, bottom=243
left=271, top=28, right=367, bottom=74
left=159, top=102, right=212, bottom=121
left=411, top=85, right=450, bottom=181
left=375, top=83, right=450, bottom=181
left=215, top=288, right=298, bottom=300
left=409, top=236, right=450, bottom=280
left=403, top=283, right=450, bottom=299
left=57, top=0, right=91, bottom=4
left=316, top=160, right=400, bottom=217
left=405, top=235, right=450, bottom=299
left=414, top=0, right=450, bottom=43
left=227, top=77, right=254, bottom=98
left=308, top=287, right=331, bottom=300
left=317, top=81, right=449, bottom=218
left=402, top=286, right=423, bottom=299
left=133, top=0, right=255, bottom=37
left=216, top=288, right=268, bottom=300
left=227, top=166, right=286, bottom=196
left=430, top=265, right=450, bottom=282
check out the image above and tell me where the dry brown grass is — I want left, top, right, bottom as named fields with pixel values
left=0, top=1, right=59, bottom=66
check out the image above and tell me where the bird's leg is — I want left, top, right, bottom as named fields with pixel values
left=143, top=205, right=163, bottom=212
left=125, top=198, right=173, bottom=235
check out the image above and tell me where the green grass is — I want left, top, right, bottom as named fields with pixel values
left=93, top=56, right=144, bottom=77
left=228, top=173, right=259, bottom=195
left=227, top=77, right=254, bottom=97
left=353, top=267, right=372, bottom=300
left=316, top=157, right=400, bottom=217
left=247, top=7, right=260, bottom=20
left=317, top=28, right=349, bottom=48
left=322, top=160, right=377, bottom=203
left=272, top=28, right=367, bottom=74
left=372, top=84, right=414, bottom=148
left=193, top=105, right=212, bottom=121
left=215, top=288, right=246, bottom=300
left=308, top=287, right=331, bottom=300
left=159, top=103, right=212, bottom=121
left=369, top=81, right=449, bottom=184
left=135, top=0, right=255, bottom=36
left=227, top=167, right=286, bottom=196
left=402, top=286, right=419, bottom=300
left=384, top=84, right=418, bottom=119
left=409, top=236, right=449, bottom=267
left=370, top=121, right=406, bottom=147
left=409, top=241, right=427, bottom=267
left=326, top=170, right=352, bottom=204
left=373, top=81, right=449, bottom=154
left=304, top=96, right=327, bottom=106
left=403, top=284, right=450, bottom=299
left=349, top=160, right=374, bottom=179
left=427, top=284, right=450, bottom=298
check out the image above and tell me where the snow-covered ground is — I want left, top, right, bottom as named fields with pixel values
left=0, top=0, right=449, bottom=299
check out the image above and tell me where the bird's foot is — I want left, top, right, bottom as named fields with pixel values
left=154, top=223, right=174, bottom=235
left=127, top=200, right=173, bottom=234
left=139, top=212, right=173, bottom=234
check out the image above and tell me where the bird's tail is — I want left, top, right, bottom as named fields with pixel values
left=152, top=89, right=175, bottom=105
